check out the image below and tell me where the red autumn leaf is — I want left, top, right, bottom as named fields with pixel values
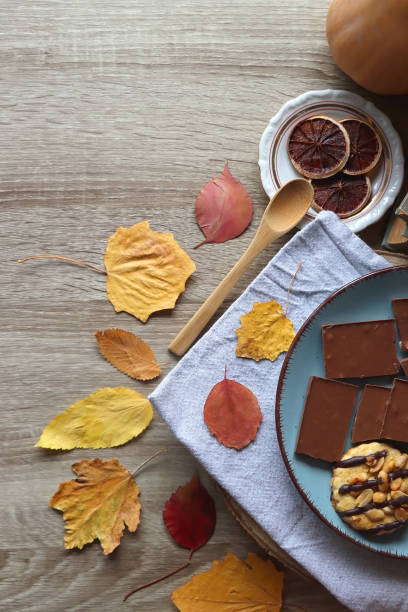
left=124, top=473, right=216, bottom=601
left=194, top=162, right=253, bottom=248
left=203, top=368, right=262, bottom=449
left=163, top=473, right=216, bottom=552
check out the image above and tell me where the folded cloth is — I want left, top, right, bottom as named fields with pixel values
left=150, top=211, right=407, bottom=612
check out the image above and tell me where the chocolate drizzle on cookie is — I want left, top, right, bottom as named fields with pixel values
left=338, top=495, right=408, bottom=517
left=335, top=450, right=386, bottom=468
left=339, top=479, right=379, bottom=494
left=338, top=468, right=408, bottom=495
left=389, top=469, right=408, bottom=480
left=365, top=520, right=406, bottom=536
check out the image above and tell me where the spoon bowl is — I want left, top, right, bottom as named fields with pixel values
left=262, top=178, right=315, bottom=233
left=169, top=178, right=314, bottom=356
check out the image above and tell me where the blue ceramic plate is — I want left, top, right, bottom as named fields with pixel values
left=276, top=265, right=408, bottom=557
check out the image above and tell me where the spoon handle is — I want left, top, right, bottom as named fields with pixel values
left=168, top=233, right=278, bottom=356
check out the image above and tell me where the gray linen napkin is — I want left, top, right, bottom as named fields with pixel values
left=150, top=211, right=408, bottom=612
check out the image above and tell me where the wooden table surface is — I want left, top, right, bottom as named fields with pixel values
left=2, top=1, right=407, bottom=610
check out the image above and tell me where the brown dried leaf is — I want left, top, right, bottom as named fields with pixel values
left=95, top=328, right=161, bottom=381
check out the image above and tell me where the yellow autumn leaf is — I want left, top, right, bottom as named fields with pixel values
left=50, top=457, right=140, bottom=554
left=104, top=220, right=196, bottom=322
left=171, top=551, right=283, bottom=611
left=36, top=387, right=153, bottom=450
left=235, top=299, right=295, bottom=361
left=95, top=328, right=161, bottom=381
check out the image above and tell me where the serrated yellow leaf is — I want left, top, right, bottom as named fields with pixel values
left=171, top=551, right=283, bottom=611
left=50, top=457, right=140, bottom=554
left=36, top=387, right=153, bottom=449
left=235, top=300, right=295, bottom=362
left=95, top=328, right=161, bottom=381
left=104, top=221, right=195, bottom=322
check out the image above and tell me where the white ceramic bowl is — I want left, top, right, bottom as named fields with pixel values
left=259, top=90, right=404, bottom=233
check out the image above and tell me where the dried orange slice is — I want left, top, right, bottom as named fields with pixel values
left=311, top=173, right=371, bottom=218
left=341, top=118, right=382, bottom=175
left=287, top=115, right=350, bottom=179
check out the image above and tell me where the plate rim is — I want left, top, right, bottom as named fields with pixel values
left=275, top=264, right=408, bottom=559
left=259, top=89, right=404, bottom=233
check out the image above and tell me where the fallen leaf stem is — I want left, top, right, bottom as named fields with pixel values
left=193, top=237, right=209, bottom=249
left=284, top=262, right=302, bottom=316
left=123, top=549, right=193, bottom=601
left=18, top=254, right=107, bottom=275
left=131, top=447, right=166, bottom=479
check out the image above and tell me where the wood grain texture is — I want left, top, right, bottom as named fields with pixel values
left=1, top=0, right=407, bottom=610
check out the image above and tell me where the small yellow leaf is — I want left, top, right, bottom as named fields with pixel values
left=95, top=328, right=161, bottom=381
left=50, top=457, right=140, bottom=554
left=171, top=551, right=283, bottom=611
left=104, top=220, right=196, bottom=322
left=36, top=387, right=153, bottom=450
left=235, top=300, right=295, bottom=362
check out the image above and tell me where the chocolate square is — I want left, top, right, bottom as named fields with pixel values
left=381, top=378, right=408, bottom=443
left=295, top=376, right=359, bottom=462
left=351, top=385, right=390, bottom=444
left=392, top=299, right=408, bottom=351
left=322, top=320, right=398, bottom=379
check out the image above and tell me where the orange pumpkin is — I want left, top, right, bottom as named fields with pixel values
left=327, top=0, right=408, bottom=95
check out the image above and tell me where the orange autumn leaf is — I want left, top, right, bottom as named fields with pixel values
left=95, top=328, right=161, bottom=381
left=104, top=221, right=195, bottom=322
left=50, top=457, right=141, bottom=555
left=235, top=299, right=296, bottom=362
left=171, top=552, right=284, bottom=611
left=203, top=369, right=262, bottom=449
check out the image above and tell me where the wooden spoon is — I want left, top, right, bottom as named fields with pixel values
left=168, top=178, right=314, bottom=356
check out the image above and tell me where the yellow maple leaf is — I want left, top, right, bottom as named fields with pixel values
left=235, top=299, right=295, bottom=361
left=95, top=328, right=161, bottom=381
left=171, top=551, right=283, bottom=611
left=36, top=387, right=153, bottom=450
left=104, top=220, right=196, bottom=322
left=50, top=457, right=140, bottom=554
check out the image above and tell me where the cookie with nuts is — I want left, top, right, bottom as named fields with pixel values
left=331, top=442, right=408, bottom=536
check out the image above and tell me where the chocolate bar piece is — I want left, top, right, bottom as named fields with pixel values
left=322, top=320, right=398, bottom=379
left=400, top=358, right=408, bottom=377
left=381, top=378, right=408, bottom=443
left=351, top=385, right=390, bottom=444
left=295, top=376, right=359, bottom=462
left=392, top=299, right=408, bottom=351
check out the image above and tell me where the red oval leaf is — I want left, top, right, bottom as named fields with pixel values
left=203, top=370, right=262, bottom=449
left=194, top=162, right=253, bottom=248
left=163, top=474, right=216, bottom=552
